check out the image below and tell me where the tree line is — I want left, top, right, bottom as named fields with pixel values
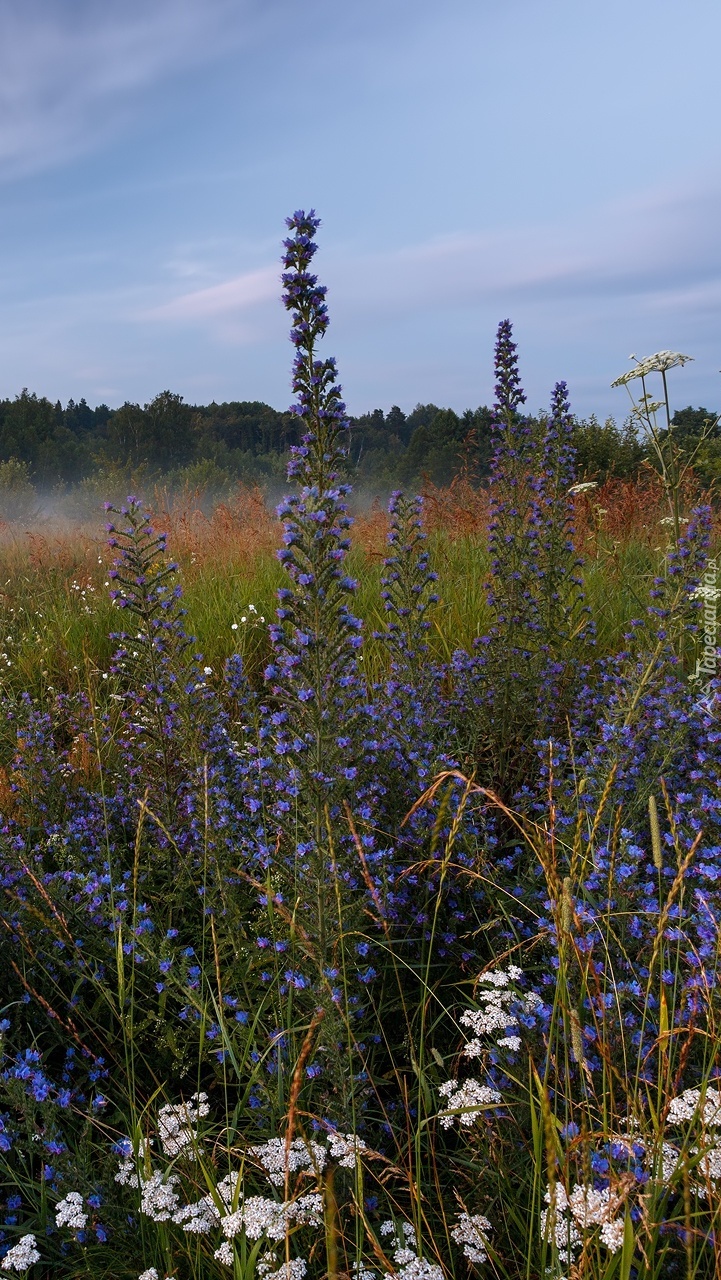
left=0, top=388, right=718, bottom=494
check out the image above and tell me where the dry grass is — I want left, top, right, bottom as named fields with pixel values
left=0, top=478, right=716, bottom=710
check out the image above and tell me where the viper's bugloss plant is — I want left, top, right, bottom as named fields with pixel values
left=267, top=210, right=364, bottom=788
left=455, top=324, right=594, bottom=795
left=534, top=380, right=589, bottom=660
left=379, top=492, right=439, bottom=675
left=0, top=212, right=720, bottom=1280
left=105, top=498, right=218, bottom=828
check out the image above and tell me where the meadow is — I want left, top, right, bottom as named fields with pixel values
left=0, top=473, right=699, bottom=702
left=0, top=211, right=720, bottom=1280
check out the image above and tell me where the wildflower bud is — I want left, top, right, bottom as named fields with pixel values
left=648, top=794, right=663, bottom=870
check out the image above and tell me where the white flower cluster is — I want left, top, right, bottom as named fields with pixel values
left=144, top=1168, right=239, bottom=1236
left=139, top=1170, right=181, bottom=1222
left=612, top=1110, right=721, bottom=1201
left=611, top=350, right=694, bottom=386
left=460, top=966, right=537, bottom=1059
left=55, top=1191, right=88, bottom=1230
left=438, top=1078, right=501, bottom=1129
left=568, top=481, right=598, bottom=496
left=393, top=1259, right=444, bottom=1280
left=599, top=1219, right=626, bottom=1253
left=378, top=1222, right=443, bottom=1280
left=115, top=1154, right=139, bottom=1186
left=327, top=1131, right=367, bottom=1168
left=172, top=1193, right=221, bottom=1234
left=541, top=1183, right=625, bottom=1264
left=221, top=1193, right=323, bottom=1243
left=250, top=1136, right=327, bottom=1185
left=116, top=1111, right=366, bottom=1268
left=116, top=1129, right=325, bottom=1253
left=1, top=1235, right=41, bottom=1272
left=659, top=1141, right=680, bottom=1184
left=656, top=1089, right=721, bottom=1198
left=450, top=1212, right=491, bottom=1264
left=250, top=1131, right=366, bottom=1185
left=157, top=1091, right=209, bottom=1158
left=660, top=515, right=690, bottom=528
left=667, top=1087, right=721, bottom=1127
left=693, top=1144, right=721, bottom=1184
left=216, top=1170, right=242, bottom=1208
left=261, top=1260, right=307, bottom=1280
left=352, top=1261, right=377, bottom=1280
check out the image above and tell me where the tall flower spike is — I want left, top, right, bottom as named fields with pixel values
left=486, top=319, right=537, bottom=630
left=261, top=213, right=368, bottom=1096
left=267, top=211, right=363, bottom=789
left=536, top=380, right=590, bottom=655
left=478, top=321, right=544, bottom=788
left=105, top=497, right=216, bottom=838
left=379, top=492, right=439, bottom=672
left=493, top=318, right=527, bottom=415
left=468, top=327, right=592, bottom=793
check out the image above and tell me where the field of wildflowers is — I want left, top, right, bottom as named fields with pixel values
left=0, top=210, right=720, bottom=1280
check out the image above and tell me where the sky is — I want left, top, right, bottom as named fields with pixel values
left=0, top=0, right=719, bottom=421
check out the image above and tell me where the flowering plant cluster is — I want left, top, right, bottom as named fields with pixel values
left=0, top=211, right=719, bottom=1279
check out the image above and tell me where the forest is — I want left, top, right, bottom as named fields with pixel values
left=1, top=387, right=718, bottom=498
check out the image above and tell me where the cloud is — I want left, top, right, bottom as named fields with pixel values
left=145, top=265, right=280, bottom=321
left=326, top=183, right=721, bottom=318
left=139, top=180, right=721, bottom=342
left=0, top=0, right=251, bottom=179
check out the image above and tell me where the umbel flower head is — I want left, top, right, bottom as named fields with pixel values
left=611, top=350, right=694, bottom=386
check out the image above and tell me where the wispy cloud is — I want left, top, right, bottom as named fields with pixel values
left=328, top=183, right=721, bottom=317
left=145, top=265, right=280, bottom=321
left=140, top=181, right=721, bottom=336
left=130, top=178, right=721, bottom=414
left=0, top=0, right=253, bottom=179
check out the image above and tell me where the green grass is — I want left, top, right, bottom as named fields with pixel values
left=0, top=515, right=711, bottom=725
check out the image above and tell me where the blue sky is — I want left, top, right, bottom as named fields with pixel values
left=0, top=0, right=719, bottom=420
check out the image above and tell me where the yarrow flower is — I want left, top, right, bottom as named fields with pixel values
left=438, top=1078, right=501, bottom=1128
left=55, top=1191, right=87, bottom=1230
left=262, top=1261, right=307, bottom=1280
left=667, top=1087, right=721, bottom=1127
left=220, top=1193, right=323, bottom=1244
left=459, top=966, right=536, bottom=1057
left=250, top=1136, right=326, bottom=1186
left=1, top=1235, right=41, bottom=1272
left=378, top=1223, right=443, bottom=1280
left=157, top=1092, right=209, bottom=1157
left=172, top=1194, right=220, bottom=1234
left=326, top=1130, right=367, bottom=1168
left=451, top=1211, right=492, bottom=1263
left=214, top=1242, right=234, bottom=1266
left=139, top=1170, right=181, bottom=1222
left=540, top=1183, right=625, bottom=1263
